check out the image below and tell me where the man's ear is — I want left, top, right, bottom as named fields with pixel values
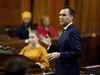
left=70, top=16, right=73, bottom=21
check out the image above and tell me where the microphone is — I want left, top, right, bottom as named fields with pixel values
left=25, top=39, right=29, bottom=43
left=28, top=27, right=31, bottom=32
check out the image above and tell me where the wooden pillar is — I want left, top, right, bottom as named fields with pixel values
left=20, top=0, right=31, bottom=23
left=49, top=0, right=66, bottom=31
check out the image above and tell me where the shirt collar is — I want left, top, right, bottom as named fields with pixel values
left=64, top=22, right=72, bottom=30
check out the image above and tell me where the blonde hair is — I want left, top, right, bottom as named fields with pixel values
left=29, top=30, right=39, bottom=38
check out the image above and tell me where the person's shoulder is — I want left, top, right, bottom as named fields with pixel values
left=69, top=24, right=78, bottom=31
left=39, top=46, right=47, bottom=54
left=23, top=45, right=30, bottom=49
left=39, top=45, right=45, bottom=49
left=39, top=45, right=47, bottom=51
left=68, top=24, right=80, bottom=34
left=16, top=24, right=23, bottom=30
left=30, top=25, right=35, bottom=30
left=38, top=26, right=43, bottom=28
left=49, top=26, right=54, bottom=29
left=37, top=26, right=43, bottom=30
left=69, top=24, right=81, bottom=37
left=49, top=26, right=54, bottom=28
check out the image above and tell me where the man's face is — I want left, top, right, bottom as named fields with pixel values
left=23, top=17, right=31, bottom=24
left=59, top=8, right=73, bottom=27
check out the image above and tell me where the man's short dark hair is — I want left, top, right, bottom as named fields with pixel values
left=60, top=6, right=75, bottom=21
left=5, top=57, right=27, bottom=75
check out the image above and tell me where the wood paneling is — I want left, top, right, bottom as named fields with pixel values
left=81, top=0, right=90, bottom=33
left=96, top=0, right=100, bottom=32
left=20, top=0, right=31, bottom=23
left=49, top=0, right=66, bottom=31
left=88, top=0, right=97, bottom=33
left=0, top=0, right=100, bottom=34
left=0, top=0, right=21, bottom=26
left=69, top=0, right=100, bottom=34
left=0, top=9, right=20, bottom=26
left=32, top=0, right=51, bottom=26
left=0, top=0, right=31, bottom=27
left=79, top=33, right=100, bottom=66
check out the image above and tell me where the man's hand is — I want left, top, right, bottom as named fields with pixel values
left=39, top=34, right=51, bottom=47
left=46, top=52, right=60, bottom=60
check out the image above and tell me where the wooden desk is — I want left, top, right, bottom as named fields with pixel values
left=0, top=54, right=35, bottom=68
left=0, top=67, right=44, bottom=75
left=1, top=35, right=100, bottom=70
left=0, top=54, right=44, bottom=74
left=27, top=68, right=44, bottom=73
left=81, top=65, right=100, bottom=74
left=0, top=40, right=27, bottom=54
left=0, top=37, right=59, bottom=54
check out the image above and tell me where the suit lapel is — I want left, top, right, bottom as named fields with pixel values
left=59, top=29, right=67, bottom=43
left=58, top=24, right=74, bottom=51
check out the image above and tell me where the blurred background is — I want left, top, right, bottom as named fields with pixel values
left=0, top=0, right=100, bottom=35
left=0, top=0, right=100, bottom=74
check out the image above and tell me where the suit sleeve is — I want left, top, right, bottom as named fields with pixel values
left=48, top=44, right=58, bottom=53
left=60, top=31, right=82, bottom=59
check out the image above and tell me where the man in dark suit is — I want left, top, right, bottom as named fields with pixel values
left=15, top=11, right=35, bottom=40
left=40, top=6, right=82, bottom=75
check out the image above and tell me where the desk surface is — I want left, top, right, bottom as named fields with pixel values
left=0, top=67, right=44, bottom=73
left=0, top=54, right=35, bottom=68
left=82, top=65, right=100, bottom=69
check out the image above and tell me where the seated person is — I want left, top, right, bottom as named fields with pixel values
left=37, top=15, right=57, bottom=37
left=19, top=30, right=49, bottom=71
left=5, top=57, right=27, bottom=75
left=15, top=11, right=35, bottom=40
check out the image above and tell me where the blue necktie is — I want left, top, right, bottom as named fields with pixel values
left=59, top=29, right=65, bottom=39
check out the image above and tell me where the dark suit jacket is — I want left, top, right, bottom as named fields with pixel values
left=15, top=23, right=35, bottom=40
left=48, top=24, right=82, bottom=75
